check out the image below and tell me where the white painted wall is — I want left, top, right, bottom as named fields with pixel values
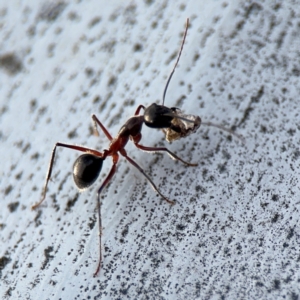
left=1, top=1, right=300, bottom=299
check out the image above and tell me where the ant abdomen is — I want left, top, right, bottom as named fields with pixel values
left=73, top=154, right=104, bottom=189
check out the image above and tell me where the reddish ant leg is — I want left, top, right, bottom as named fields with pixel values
left=93, top=156, right=119, bottom=277
left=32, top=142, right=104, bottom=210
left=92, top=114, right=113, bottom=141
left=131, top=133, right=197, bottom=167
left=122, top=153, right=175, bottom=205
left=134, top=105, right=146, bottom=116
left=135, top=143, right=198, bottom=167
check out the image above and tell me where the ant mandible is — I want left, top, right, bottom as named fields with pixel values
left=32, top=18, right=241, bottom=277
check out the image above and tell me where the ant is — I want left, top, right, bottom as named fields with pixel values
left=32, top=18, right=242, bottom=277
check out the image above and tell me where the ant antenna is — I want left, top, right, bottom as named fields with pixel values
left=202, top=121, right=245, bottom=143
left=162, top=18, right=189, bottom=106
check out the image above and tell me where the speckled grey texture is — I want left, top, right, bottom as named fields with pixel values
left=1, top=1, right=300, bottom=299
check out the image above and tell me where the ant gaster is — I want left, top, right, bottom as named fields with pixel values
left=32, top=18, right=241, bottom=277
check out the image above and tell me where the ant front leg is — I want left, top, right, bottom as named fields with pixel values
left=134, top=105, right=145, bottom=116
left=32, top=142, right=103, bottom=210
left=132, top=133, right=198, bottom=167
left=135, top=143, right=198, bottom=167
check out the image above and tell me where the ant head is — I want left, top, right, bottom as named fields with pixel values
left=73, top=154, right=104, bottom=189
left=143, top=20, right=190, bottom=131
left=143, top=103, right=174, bottom=129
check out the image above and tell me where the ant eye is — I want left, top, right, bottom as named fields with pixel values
left=73, top=154, right=103, bottom=190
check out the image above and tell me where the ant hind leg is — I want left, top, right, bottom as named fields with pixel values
left=93, top=156, right=119, bottom=277
left=32, top=142, right=104, bottom=210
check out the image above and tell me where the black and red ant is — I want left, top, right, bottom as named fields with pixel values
left=32, top=18, right=242, bottom=276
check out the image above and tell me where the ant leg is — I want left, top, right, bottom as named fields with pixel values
left=135, top=142, right=198, bottom=167
left=32, top=142, right=104, bottom=210
left=122, top=153, right=175, bottom=205
left=92, top=114, right=113, bottom=141
left=94, top=155, right=119, bottom=277
left=134, top=105, right=145, bottom=115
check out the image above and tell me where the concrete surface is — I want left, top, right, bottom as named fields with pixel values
left=0, top=1, right=300, bottom=299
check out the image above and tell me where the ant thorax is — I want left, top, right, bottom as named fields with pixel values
left=162, top=108, right=201, bottom=143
